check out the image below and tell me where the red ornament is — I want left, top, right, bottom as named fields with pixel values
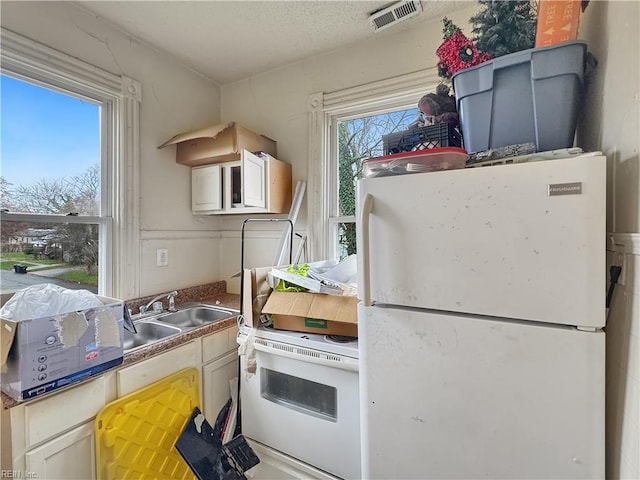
left=436, top=25, right=491, bottom=79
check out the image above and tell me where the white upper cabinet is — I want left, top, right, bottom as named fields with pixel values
left=192, top=163, right=222, bottom=212
left=242, top=151, right=266, bottom=208
left=191, top=150, right=292, bottom=215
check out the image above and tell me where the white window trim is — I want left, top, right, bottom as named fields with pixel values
left=0, top=28, right=141, bottom=299
left=307, top=68, right=441, bottom=261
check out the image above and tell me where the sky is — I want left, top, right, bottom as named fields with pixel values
left=0, top=74, right=100, bottom=188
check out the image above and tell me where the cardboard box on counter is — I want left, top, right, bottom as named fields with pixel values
left=242, top=267, right=275, bottom=329
left=1, top=297, right=124, bottom=401
left=158, top=122, right=277, bottom=167
left=261, top=291, right=358, bottom=337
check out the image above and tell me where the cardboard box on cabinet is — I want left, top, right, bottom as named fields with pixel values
left=0, top=296, right=124, bottom=401
left=159, top=122, right=277, bottom=167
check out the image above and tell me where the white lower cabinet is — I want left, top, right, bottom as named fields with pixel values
left=201, top=323, right=239, bottom=424
left=202, top=351, right=239, bottom=424
left=2, top=374, right=114, bottom=479
left=25, top=422, right=96, bottom=480
left=2, top=323, right=240, bottom=479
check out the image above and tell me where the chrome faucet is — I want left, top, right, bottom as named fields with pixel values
left=139, top=290, right=178, bottom=314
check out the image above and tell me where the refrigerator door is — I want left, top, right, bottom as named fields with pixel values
left=357, top=155, right=606, bottom=328
left=358, top=304, right=605, bottom=479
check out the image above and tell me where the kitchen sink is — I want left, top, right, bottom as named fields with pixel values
left=123, top=304, right=239, bottom=353
left=123, top=321, right=182, bottom=352
left=154, top=305, right=238, bottom=328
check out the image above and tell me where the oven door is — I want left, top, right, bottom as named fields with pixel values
left=240, top=347, right=360, bottom=480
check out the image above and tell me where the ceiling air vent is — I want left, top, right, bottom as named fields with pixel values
left=369, top=0, right=423, bottom=32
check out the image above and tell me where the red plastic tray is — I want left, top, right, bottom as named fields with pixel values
left=362, top=147, right=468, bottom=177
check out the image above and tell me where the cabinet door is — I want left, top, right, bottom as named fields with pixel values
left=202, top=351, right=239, bottom=424
left=192, top=164, right=222, bottom=212
left=26, top=422, right=95, bottom=480
left=242, top=151, right=266, bottom=208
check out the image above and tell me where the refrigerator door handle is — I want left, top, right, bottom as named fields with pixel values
left=360, top=193, right=374, bottom=307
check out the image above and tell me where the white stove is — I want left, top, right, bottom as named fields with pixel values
left=238, top=323, right=361, bottom=479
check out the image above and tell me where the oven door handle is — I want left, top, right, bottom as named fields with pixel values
left=252, top=341, right=359, bottom=373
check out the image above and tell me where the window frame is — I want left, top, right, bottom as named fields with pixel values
left=308, top=69, right=441, bottom=261
left=0, top=28, right=141, bottom=298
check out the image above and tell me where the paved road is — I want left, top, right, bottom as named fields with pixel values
left=1, top=268, right=98, bottom=294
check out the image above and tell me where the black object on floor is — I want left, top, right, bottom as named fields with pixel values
left=175, top=406, right=259, bottom=480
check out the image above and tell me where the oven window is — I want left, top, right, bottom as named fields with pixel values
left=261, top=368, right=337, bottom=422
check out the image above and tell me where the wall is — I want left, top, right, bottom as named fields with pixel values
left=578, top=0, right=640, bottom=234
left=580, top=2, right=640, bottom=478
left=0, top=1, right=224, bottom=298
left=607, top=237, right=640, bottom=479
left=220, top=5, right=479, bottom=292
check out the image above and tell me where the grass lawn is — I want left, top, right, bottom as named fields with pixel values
left=0, top=251, right=98, bottom=286
left=0, top=260, right=39, bottom=269
left=0, top=252, right=62, bottom=270
left=57, top=270, right=98, bottom=286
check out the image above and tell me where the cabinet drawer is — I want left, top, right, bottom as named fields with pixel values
left=202, top=325, right=239, bottom=364
left=116, top=342, right=197, bottom=396
left=25, top=376, right=107, bottom=447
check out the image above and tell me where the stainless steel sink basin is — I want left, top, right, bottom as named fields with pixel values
left=123, top=304, right=238, bottom=353
left=154, top=305, right=237, bottom=328
left=123, top=321, right=182, bottom=352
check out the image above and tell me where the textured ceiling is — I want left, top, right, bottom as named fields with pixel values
left=75, top=0, right=473, bottom=85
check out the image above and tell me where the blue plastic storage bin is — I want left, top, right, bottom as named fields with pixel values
left=452, top=41, right=587, bottom=154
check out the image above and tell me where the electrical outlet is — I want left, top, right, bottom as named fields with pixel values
left=156, top=248, right=169, bottom=267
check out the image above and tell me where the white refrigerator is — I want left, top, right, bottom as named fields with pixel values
left=356, top=154, right=606, bottom=479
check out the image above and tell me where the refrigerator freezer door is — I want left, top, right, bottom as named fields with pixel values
left=357, top=155, right=606, bottom=328
left=358, top=305, right=605, bottom=479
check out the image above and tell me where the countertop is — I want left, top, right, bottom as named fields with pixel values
left=2, top=292, right=241, bottom=409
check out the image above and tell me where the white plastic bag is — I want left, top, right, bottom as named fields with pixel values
left=269, top=255, right=358, bottom=295
left=314, top=254, right=358, bottom=284
left=0, top=283, right=102, bottom=321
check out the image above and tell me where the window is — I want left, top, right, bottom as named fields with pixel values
left=1, top=75, right=102, bottom=292
left=332, top=109, right=418, bottom=260
left=308, top=69, right=441, bottom=261
left=0, top=29, right=141, bottom=298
